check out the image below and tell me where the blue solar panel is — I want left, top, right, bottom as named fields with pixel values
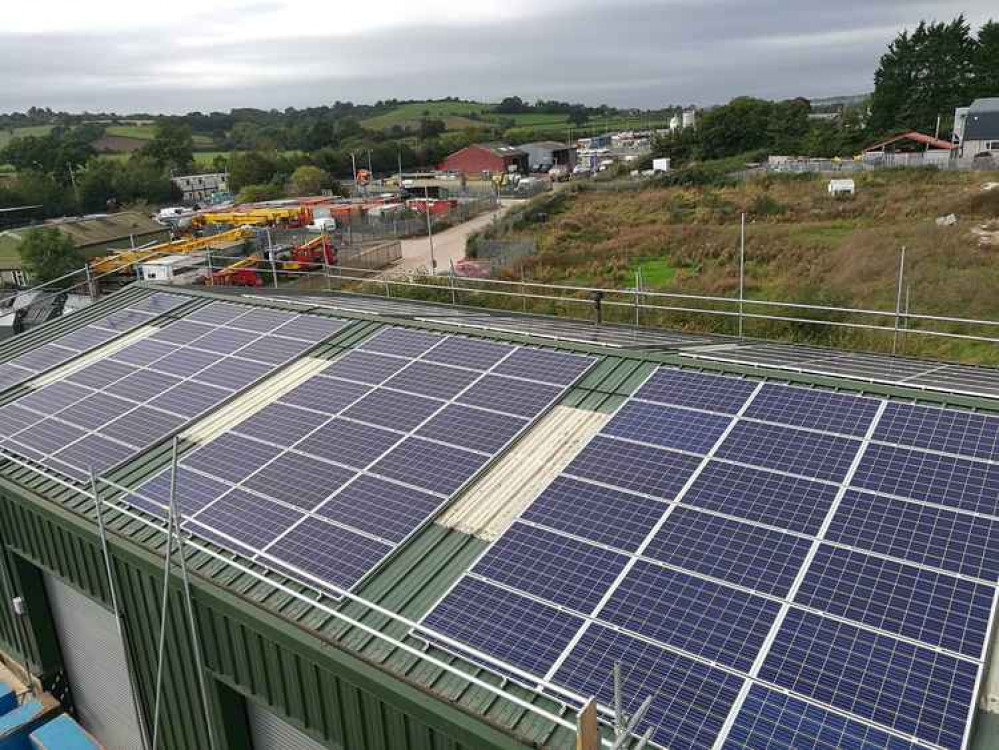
left=521, top=476, right=668, bottom=552
left=724, top=684, right=924, bottom=750
left=49, top=434, right=135, bottom=478
left=422, top=336, right=514, bottom=370
left=12, top=344, right=77, bottom=372
left=17, top=381, right=95, bottom=415
left=110, top=339, right=177, bottom=367
left=66, top=359, right=138, bottom=388
left=0, top=363, right=33, bottom=390
left=457, top=375, right=561, bottom=419
left=0, top=404, right=41, bottom=435
left=342, top=388, right=442, bottom=432
left=189, top=489, right=303, bottom=552
left=716, top=421, right=861, bottom=483
left=492, top=347, right=593, bottom=386
left=635, top=368, right=756, bottom=414
left=129, top=292, right=187, bottom=314
left=297, top=419, right=400, bottom=470
left=744, top=384, right=881, bottom=436
left=265, top=518, right=393, bottom=590
left=272, top=315, right=346, bottom=342
left=148, top=348, right=218, bottom=378
left=415, top=405, right=527, bottom=454
left=852, top=443, right=999, bottom=516
left=603, top=401, right=732, bottom=454
left=12, top=419, right=87, bottom=455
left=132, top=468, right=229, bottom=517
left=148, top=381, right=232, bottom=418
left=382, top=361, right=478, bottom=400
left=279, top=375, right=370, bottom=414
left=55, top=326, right=117, bottom=351
left=111, top=370, right=183, bottom=402
left=243, top=452, right=355, bottom=510
left=601, top=560, right=780, bottom=672
left=188, top=327, right=260, bottom=354
left=759, top=609, right=976, bottom=749
left=316, top=476, right=442, bottom=543
left=566, top=435, right=701, bottom=500
left=683, top=461, right=838, bottom=536
left=874, top=402, right=999, bottom=461
left=236, top=336, right=311, bottom=365
left=93, top=309, right=156, bottom=332
left=183, top=434, right=282, bottom=484
left=194, top=358, right=273, bottom=390
left=228, top=308, right=297, bottom=333
left=360, top=327, right=445, bottom=359
left=185, top=303, right=248, bottom=325
left=149, top=320, right=215, bottom=345
left=828, top=490, right=999, bottom=581
left=371, top=438, right=487, bottom=494
left=472, top=523, right=629, bottom=612
left=232, top=403, right=328, bottom=446
left=99, top=407, right=185, bottom=448
left=553, top=624, right=743, bottom=750
left=423, top=577, right=585, bottom=676
left=645, top=507, right=812, bottom=597
left=323, top=350, right=410, bottom=384
left=796, top=545, right=993, bottom=658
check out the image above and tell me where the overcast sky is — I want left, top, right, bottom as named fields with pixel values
left=1, top=0, right=994, bottom=114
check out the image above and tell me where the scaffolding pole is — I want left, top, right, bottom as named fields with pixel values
left=892, top=246, right=906, bottom=356
left=738, top=212, right=746, bottom=338
left=151, top=454, right=179, bottom=750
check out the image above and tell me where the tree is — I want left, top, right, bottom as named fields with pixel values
left=418, top=118, right=446, bottom=140
left=142, top=120, right=194, bottom=172
left=567, top=106, right=589, bottom=127
left=17, top=227, right=85, bottom=285
left=228, top=151, right=281, bottom=191
left=289, top=165, right=328, bottom=196
left=976, top=21, right=999, bottom=99
left=698, top=97, right=774, bottom=159
left=236, top=184, right=284, bottom=203
left=767, top=98, right=811, bottom=154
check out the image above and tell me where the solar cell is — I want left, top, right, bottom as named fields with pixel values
left=16, top=381, right=93, bottom=414
left=66, top=359, right=138, bottom=388
left=227, top=308, right=297, bottom=333
left=423, top=577, right=586, bottom=676
left=492, top=347, right=593, bottom=386
left=601, top=560, right=780, bottom=672
left=645, top=507, right=811, bottom=597
left=149, top=348, right=219, bottom=378
left=635, top=368, right=756, bottom=414
left=566, top=436, right=701, bottom=500
left=190, top=489, right=304, bottom=552
left=759, top=609, right=976, bottom=749
left=184, top=302, right=249, bottom=325
left=521, top=476, right=667, bottom=552
left=796, top=545, right=993, bottom=658
left=148, top=381, right=232, bottom=418
left=716, top=421, right=861, bottom=483
left=827, top=490, right=999, bottom=581
left=13, top=344, right=77, bottom=372
left=553, top=624, right=743, bottom=750
left=58, top=392, right=136, bottom=430
left=272, top=315, right=346, bottom=342
left=852, top=443, right=999, bottom=516
left=243, top=452, right=355, bottom=510
left=415, top=405, right=527, bottom=454
left=51, top=431, right=136, bottom=471
left=94, top=309, right=156, bottom=332
left=371, top=438, right=488, bottom=495
left=12, top=419, right=87, bottom=455
left=359, top=327, right=445, bottom=359
left=421, top=336, right=514, bottom=370
left=132, top=468, right=230, bottom=517
left=0, top=404, right=41, bottom=435
left=54, top=326, right=117, bottom=351
left=183, top=434, right=282, bottom=484
left=111, top=370, right=183, bottom=402
left=724, top=684, right=924, bottom=750
left=232, top=403, right=329, bottom=446
left=193, top=358, right=273, bottom=390
left=0, top=363, right=33, bottom=389
left=297, top=419, right=400, bottom=470
left=187, top=327, right=260, bottom=355
left=316, top=476, right=441, bottom=543
left=342, top=388, right=442, bottom=432
left=265, top=518, right=393, bottom=590
left=110, top=339, right=177, bottom=367
left=457, top=375, right=562, bottom=418
left=744, top=383, right=880, bottom=437
left=472, top=523, right=629, bottom=612
left=323, top=350, right=410, bottom=384
left=148, top=320, right=216, bottom=345
left=603, top=401, right=732, bottom=455
left=236, top=336, right=311, bottom=365
left=382, top=361, right=478, bottom=400
left=682, top=461, right=838, bottom=536
left=278, top=375, right=370, bottom=414
left=874, top=402, right=999, bottom=461
left=99, top=407, right=185, bottom=448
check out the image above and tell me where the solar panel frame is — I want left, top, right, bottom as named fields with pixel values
left=491, top=347, right=595, bottom=386
left=635, top=368, right=757, bottom=414
left=715, top=421, right=861, bottom=483
left=603, top=401, right=732, bottom=455
left=566, top=435, right=702, bottom=501
left=743, top=383, right=881, bottom=437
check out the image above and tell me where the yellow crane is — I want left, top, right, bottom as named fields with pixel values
left=89, top=227, right=254, bottom=275
left=195, top=206, right=311, bottom=227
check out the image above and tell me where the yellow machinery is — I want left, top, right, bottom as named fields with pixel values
left=90, top=227, right=254, bottom=275
left=195, top=206, right=311, bottom=227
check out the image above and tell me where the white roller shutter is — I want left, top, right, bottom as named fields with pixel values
left=43, top=573, right=144, bottom=750
left=247, top=700, right=332, bottom=750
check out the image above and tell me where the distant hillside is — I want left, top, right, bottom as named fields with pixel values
left=810, top=93, right=870, bottom=109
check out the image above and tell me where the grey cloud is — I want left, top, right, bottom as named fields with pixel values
left=0, top=0, right=995, bottom=113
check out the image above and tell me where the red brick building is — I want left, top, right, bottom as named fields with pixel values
left=438, top=143, right=528, bottom=175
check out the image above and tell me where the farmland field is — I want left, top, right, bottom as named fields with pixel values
left=105, top=124, right=215, bottom=148
left=0, top=124, right=56, bottom=148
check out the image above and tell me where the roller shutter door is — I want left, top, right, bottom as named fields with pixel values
left=43, top=573, right=144, bottom=750
left=247, top=700, right=332, bottom=750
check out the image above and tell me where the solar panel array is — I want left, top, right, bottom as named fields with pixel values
left=0, top=301, right=347, bottom=481
left=127, top=326, right=595, bottom=594
left=684, top=342, right=999, bottom=400
left=420, top=367, right=999, bottom=749
left=0, top=293, right=188, bottom=393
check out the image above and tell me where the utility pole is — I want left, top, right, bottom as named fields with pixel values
left=350, top=152, right=358, bottom=195
left=424, top=186, right=437, bottom=273
left=397, top=149, right=404, bottom=195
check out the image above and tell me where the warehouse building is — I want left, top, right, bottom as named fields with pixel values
left=0, top=285, right=998, bottom=749
left=438, top=144, right=528, bottom=176
left=519, top=141, right=577, bottom=172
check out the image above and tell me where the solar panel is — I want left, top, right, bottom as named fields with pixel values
left=243, top=452, right=355, bottom=510
left=187, top=327, right=260, bottom=355
left=278, top=375, right=371, bottom=414
left=96, top=309, right=157, bottom=332
left=493, top=347, right=594, bottom=386
left=0, top=404, right=41, bottom=435
left=272, top=315, right=347, bottom=342
left=715, top=421, right=861, bottom=483
left=67, top=359, right=138, bottom=388
left=359, top=327, right=445, bottom=359
left=759, top=609, right=976, bottom=749
left=185, top=302, right=249, bottom=325
left=60, top=392, right=146, bottom=431
left=421, top=336, right=514, bottom=370
left=111, top=370, right=183, bottom=402
left=342, top=389, right=441, bottom=432
left=148, top=348, right=219, bottom=378
left=131, top=468, right=229, bottom=517
left=601, top=561, right=780, bottom=672
left=472, top=523, right=629, bottom=612
left=12, top=419, right=87, bottom=455
left=48, top=434, right=135, bottom=479
left=725, top=685, right=923, bottom=750
left=148, top=381, right=232, bottom=417
left=297, top=419, right=400, bottom=470
left=110, top=339, right=177, bottom=367
left=874, top=401, right=999, bottom=461
left=796, top=544, right=993, bottom=658
left=382, top=361, right=478, bottom=400
left=149, top=320, right=215, bottom=345
left=232, top=404, right=328, bottom=446
left=193, top=358, right=273, bottom=390
left=635, top=368, right=756, bottom=414
left=189, top=489, right=304, bottom=552
left=227, top=308, right=297, bottom=333
left=744, top=383, right=880, bottom=436
left=323, top=350, right=409, bottom=384
left=566, top=435, right=701, bottom=500
left=183, top=434, right=283, bottom=484
left=236, top=336, right=311, bottom=365
left=415, top=405, right=527, bottom=454
left=54, top=326, right=117, bottom=351
left=603, top=401, right=732, bottom=454
left=458, top=375, right=563, bottom=418
left=99, top=408, right=185, bottom=449
left=17, top=381, right=93, bottom=414
left=14, top=344, right=78, bottom=372
left=370, top=438, right=487, bottom=495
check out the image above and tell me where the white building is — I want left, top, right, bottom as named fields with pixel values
left=956, top=98, right=999, bottom=159
left=682, top=109, right=697, bottom=129
left=171, top=173, right=229, bottom=205
left=138, top=254, right=205, bottom=284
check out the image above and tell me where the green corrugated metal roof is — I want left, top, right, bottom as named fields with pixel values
left=6, top=283, right=999, bottom=748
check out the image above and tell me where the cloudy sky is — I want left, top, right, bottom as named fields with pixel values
left=1, top=0, right=994, bottom=113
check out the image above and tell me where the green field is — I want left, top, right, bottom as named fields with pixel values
left=362, top=101, right=494, bottom=131
left=0, top=124, right=56, bottom=148
left=105, top=124, right=215, bottom=148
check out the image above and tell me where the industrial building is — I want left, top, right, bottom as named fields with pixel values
left=171, top=173, right=231, bottom=205
left=438, top=144, right=528, bottom=176
left=0, top=285, right=998, bottom=750
left=519, top=142, right=577, bottom=172
left=956, top=98, right=999, bottom=159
